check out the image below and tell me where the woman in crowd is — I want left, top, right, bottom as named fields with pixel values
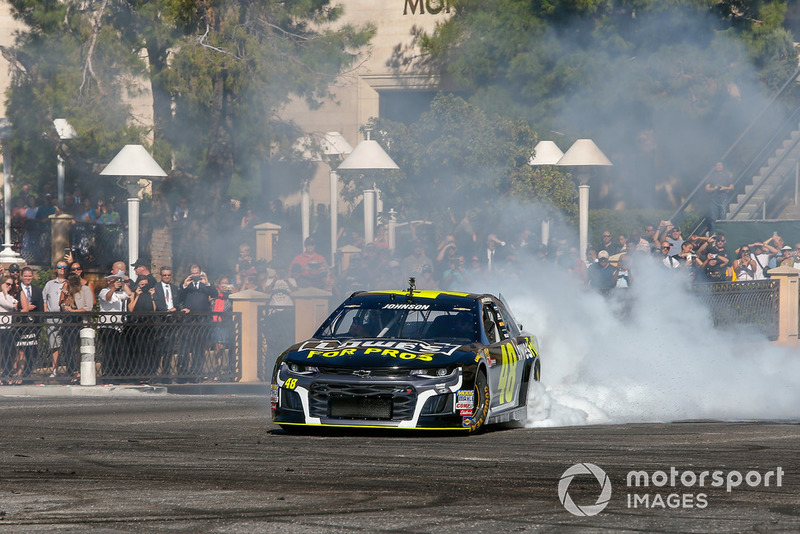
left=59, top=274, right=93, bottom=381
left=69, top=261, right=96, bottom=307
left=0, top=275, right=20, bottom=384
left=210, top=276, right=235, bottom=380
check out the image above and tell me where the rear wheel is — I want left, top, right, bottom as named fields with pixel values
left=469, top=370, right=490, bottom=433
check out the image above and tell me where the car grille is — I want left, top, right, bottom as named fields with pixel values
left=309, top=382, right=417, bottom=421
left=316, top=366, right=411, bottom=378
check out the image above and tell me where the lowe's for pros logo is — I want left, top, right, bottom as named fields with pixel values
left=558, top=463, right=612, bottom=517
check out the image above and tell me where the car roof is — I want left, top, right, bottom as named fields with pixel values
left=347, top=289, right=490, bottom=306
left=350, top=289, right=482, bottom=300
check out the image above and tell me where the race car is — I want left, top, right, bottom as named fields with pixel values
left=271, top=281, right=541, bottom=432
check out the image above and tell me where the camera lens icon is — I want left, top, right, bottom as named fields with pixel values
left=558, top=463, right=612, bottom=517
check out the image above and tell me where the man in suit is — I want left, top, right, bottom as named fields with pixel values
left=15, top=266, right=44, bottom=380
left=153, top=266, right=179, bottom=377
left=177, top=264, right=215, bottom=378
left=153, top=266, right=178, bottom=312
left=19, top=266, right=43, bottom=311
left=178, top=264, right=215, bottom=312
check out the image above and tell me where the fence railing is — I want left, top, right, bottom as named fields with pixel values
left=70, top=222, right=128, bottom=267
left=19, top=219, right=52, bottom=265
left=0, top=311, right=241, bottom=384
left=1, top=219, right=128, bottom=269
left=691, top=280, right=780, bottom=340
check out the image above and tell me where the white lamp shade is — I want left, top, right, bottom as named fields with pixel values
left=321, top=132, right=353, bottom=156
left=293, top=131, right=354, bottom=161
left=54, top=118, right=77, bottom=140
left=529, top=141, right=564, bottom=165
left=557, top=139, right=612, bottom=166
left=100, top=145, right=168, bottom=177
left=338, top=140, right=399, bottom=170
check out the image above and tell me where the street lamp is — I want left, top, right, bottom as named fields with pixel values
left=0, top=118, right=25, bottom=265
left=100, top=145, right=167, bottom=273
left=557, top=139, right=612, bottom=262
left=529, top=141, right=565, bottom=247
left=320, top=132, right=353, bottom=266
left=337, top=132, right=399, bottom=245
left=53, top=118, right=77, bottom=207
left=293, top=132, right=353, bottom=265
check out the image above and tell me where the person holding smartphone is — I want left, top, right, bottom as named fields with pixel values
left=177, top=264, right=215, bottom=379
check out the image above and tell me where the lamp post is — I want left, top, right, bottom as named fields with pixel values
left=529, top=140, right=565, bottom=247
left=556, top=139, right=612, bottom=262
left=100, top=145, right=167, bottom=273
left=320, top=132, right=353, bottom=267
left=53, top=118, right=77, bottom=207
left=0, top=118, right=25, bottom=265
left=337, top=132, right=399, bottom=246
left=293, top=132, right=352, bottom=265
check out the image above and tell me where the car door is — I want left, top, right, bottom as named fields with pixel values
left=481, top=299, right=525, bottom=411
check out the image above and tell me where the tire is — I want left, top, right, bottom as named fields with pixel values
left=469, top=370, right=490, bottom=433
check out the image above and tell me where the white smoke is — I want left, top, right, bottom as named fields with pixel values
left=468, top=251, right=800, bottom=427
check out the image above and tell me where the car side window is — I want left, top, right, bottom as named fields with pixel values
left=490, top=303, right=511, bottom=341
left=482, top=307, right=499, bottom=344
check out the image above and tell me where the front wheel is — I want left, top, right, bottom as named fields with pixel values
left=469, top=370, right=490, bottom=433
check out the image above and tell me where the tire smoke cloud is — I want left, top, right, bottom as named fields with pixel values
left=463, top=246, right=799, bottom=427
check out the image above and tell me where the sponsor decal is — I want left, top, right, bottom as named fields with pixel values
left=382, top=303, right=431, bottom=310
left=461, top=417, right=472, bottom=427
left=270, top=385, right=279, bottom=410
left=456, top=389, right=474, bottom=412
left=299, top=339, right=461, bottom=356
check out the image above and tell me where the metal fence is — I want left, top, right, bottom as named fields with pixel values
left=691, top=280, right=780, bottom=340
left=0, top=311, right=241, bottom=384
left=19, top=219, right=51, bottom=265
left=71, top=222, right=128, bottom=267
left=3, top=219, right=127, bottom=268
left=257, top=305, right=295, bottom=382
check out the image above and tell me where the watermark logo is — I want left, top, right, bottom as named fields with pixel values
left=558, top=463, right=612, bottom=516
left=557, top=463, right=785, bottom=515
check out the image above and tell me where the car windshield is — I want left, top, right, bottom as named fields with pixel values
left=317, top=302, right=478, bottom=343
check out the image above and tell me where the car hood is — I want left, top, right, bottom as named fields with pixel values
left=281, top=338, right=477, bottom=368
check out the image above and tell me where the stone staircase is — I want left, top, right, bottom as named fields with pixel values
left=727, top=125, right=800, bottom=221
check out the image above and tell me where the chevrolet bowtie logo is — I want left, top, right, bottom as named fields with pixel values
left=353, top=370, right=372, bottom=378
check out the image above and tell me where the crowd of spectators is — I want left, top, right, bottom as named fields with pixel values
left=583, top=220, right=800, bottom=292
left=0, top=253, right=237, bottom=384
left=4, top=179, right=800, bottom=306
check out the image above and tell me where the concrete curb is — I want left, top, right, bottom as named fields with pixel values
left=0, top=383, right=270, bottom=397
left=0, top=384, right=168, bottom=397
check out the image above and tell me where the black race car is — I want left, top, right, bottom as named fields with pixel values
left=271, top=283, right=541, bottom=432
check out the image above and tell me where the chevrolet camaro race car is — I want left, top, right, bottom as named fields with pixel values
left=271, top=283, right=541, bottom=432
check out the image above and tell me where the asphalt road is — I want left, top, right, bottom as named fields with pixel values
left=0, top=394, right=797, bottom=533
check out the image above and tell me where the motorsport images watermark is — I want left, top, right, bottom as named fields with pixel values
left=558, top=463, right=785, bottom=516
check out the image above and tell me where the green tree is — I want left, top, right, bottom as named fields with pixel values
left=407, top=0, right=798, bottom=209
left=3, top=0, right=374, bottom=272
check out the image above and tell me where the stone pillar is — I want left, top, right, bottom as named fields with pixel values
left=338, top=245, right=361, bottom=274
left=293, top=287, right=331, bottom=343
left=770, top=266, right=799, bottom=346
left=50, top=213, right=74, bottom=267
left=229, top=289, right=269, bottom=382
left=254, top=222, right=281, bottom=264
